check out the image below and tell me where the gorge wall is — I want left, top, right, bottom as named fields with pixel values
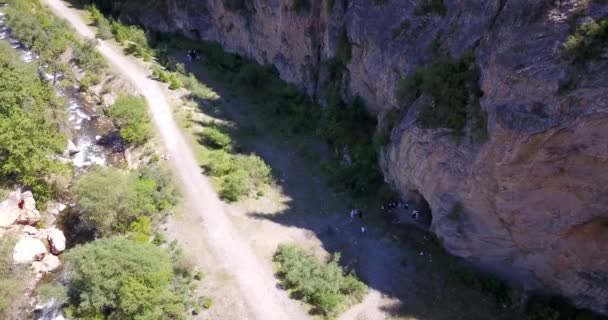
left=111, top=0, right=608, bottom=313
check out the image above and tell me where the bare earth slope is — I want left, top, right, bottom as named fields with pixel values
left=41, top=1, right=310, bottom=319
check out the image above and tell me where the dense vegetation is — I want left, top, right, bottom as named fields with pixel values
left=563, top=17, right=608, bottom=61
left=5, top=0, right=107, bottom=86
left=65, top=237, right=190, bottom=319
left=108, top=95, right=153, bottom=145
left=71, top=165, right=177, bottom=237
left=274, top=245, right=367, bottom=317
left=0, top=43, right=67, bottom=203
left=395, top=50, right=487, bottom=138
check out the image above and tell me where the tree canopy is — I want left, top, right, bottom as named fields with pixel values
left=0, top=43, right=67, bottom=202
left=71, top=166, right=177, bottom=236
left=108, top=95, right=153, bottom=145
left=65, top=237, right=187, bottom=319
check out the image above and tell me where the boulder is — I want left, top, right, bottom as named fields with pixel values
left=32, top=254, right=61, bottom=274
left=47, top=228, right=66, bottom=255
left=67, top=139, right=79, bottom=156
left=13, top=237, right=48, bottom=264
left=16, top=191, right=40, bottom=225
left=22, top=225, right=39, bottom=237
left=0, top=190, right=21, bottom=227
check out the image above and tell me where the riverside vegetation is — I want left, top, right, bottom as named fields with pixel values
left=0, top=1, right=203, bottom=318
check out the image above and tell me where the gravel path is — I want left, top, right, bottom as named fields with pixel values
left=42, top=1, right=310, bottom=319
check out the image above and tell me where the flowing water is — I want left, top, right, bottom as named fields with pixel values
left=0, top=5, right=122, bottom=170
left=0, top=5, right=121, bottom=319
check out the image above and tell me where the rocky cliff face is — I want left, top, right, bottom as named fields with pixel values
left=116, top=0, right=608, bottom=313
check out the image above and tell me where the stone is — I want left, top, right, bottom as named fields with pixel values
left=67, top=139, right=79, bottom=156
left=13, top=237, right=48, bottom=264
left=22, top=225, right=39, bottom=237
left=32, top=254, right=61, bottom=274
left=0, top=191, right=20, bottom=227
left=47, top=228, right=66, bottom=255
left=15, top=191, right=40, bottom=226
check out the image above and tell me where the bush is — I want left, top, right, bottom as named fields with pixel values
left=563, top=17, right=608, bottom=61
left=38, top=282, right=69, bottom=305
left=220, top=169, right=249, bottom=202
left=273, top=244, right=367, bottom=317
left=233, top=154, right=272, bottom=187
left=0, top=42, right=68, bottom=204
left=73, top=38, right=107, bottom=74
left=395, top=50, right=485, bottom=135
left=65, top=237, right=188, bottom=319
left=72, top=166, right=176, bottom=236
left=204, top=150, right=236, bottom=176
left=200, top=125, right=233, bottom=150
left=109, top=95, right=153, bottom=145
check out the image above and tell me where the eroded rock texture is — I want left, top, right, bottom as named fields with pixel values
left=113, top=0, right=608, bottom=313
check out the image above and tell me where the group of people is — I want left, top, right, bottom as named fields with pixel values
left=382, top=199, right=423, bottom=222
left=348, top=209, right=367, bottom=236
left=160, top=153, right=171, bottom=161
left=187, top=49, right=199, bottom=62
left=382, top=200, right=408, bottom=211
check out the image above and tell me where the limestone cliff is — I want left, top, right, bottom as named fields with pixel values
left=113, top=0, right=608, bottom=313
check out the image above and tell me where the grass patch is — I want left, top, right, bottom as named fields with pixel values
left=274, top=244, right=367, bottom=318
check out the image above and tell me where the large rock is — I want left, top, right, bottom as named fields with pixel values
left=46, top=228, right=66, bottom=255
left=117, top=0, right=608, bottom=313
left=32, top=254, right=61, bottom=274
left=13, top=237, right=48, bottom=264
left=0, top=190, right=23, bottom=227
left=16, top=191, right=41, bottom=225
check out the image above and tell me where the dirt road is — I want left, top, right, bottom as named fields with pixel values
left=42, top=1, right=310, bottom=319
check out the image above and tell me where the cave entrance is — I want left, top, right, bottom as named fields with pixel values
left=407, top=190, right=433, bottom=229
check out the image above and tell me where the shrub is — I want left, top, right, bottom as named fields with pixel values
left=563, top=17, right=608, bottom=61
left=38, top=282, right=69, bottom=305
left=204, top=150, right=236, bottom=176
left=220, top=169, right=250, bottom=202
left=65, top=237, right=188, bottom=319
left=233, top=154, right=272, bottom=187
left=73, top=38, right=107, bottom=74
left=202, top=298, right=214, bottom=309
left=200, top=125, right=233, bottom=150
left=96, top=17, right=113, bottom=40
left=273, top=244, right=367, bottom=316
left=395, top=50, right=485, bottom=135
left=109, top=95, right=153, bottom=145
left=72, top=166, right=176, bottom=236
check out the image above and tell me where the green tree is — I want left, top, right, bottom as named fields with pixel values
left=72, top=38, right=107, bottom=74
left=274, top=244, right=367, bottom=316
left=108, top=95, right=153, bottom=145
left=65, top=237, right=187, bottom=319
left=72, top=166, right=177, bottom=236
left=0, top=43, right=67, bottom=203
left=72, top=167, right=139, bottom=236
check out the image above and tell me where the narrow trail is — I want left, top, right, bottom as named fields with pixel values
left=42, top=1, right=310, bottom=319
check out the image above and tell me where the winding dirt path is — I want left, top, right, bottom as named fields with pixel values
left=42, top=1, right=310, bottom=319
